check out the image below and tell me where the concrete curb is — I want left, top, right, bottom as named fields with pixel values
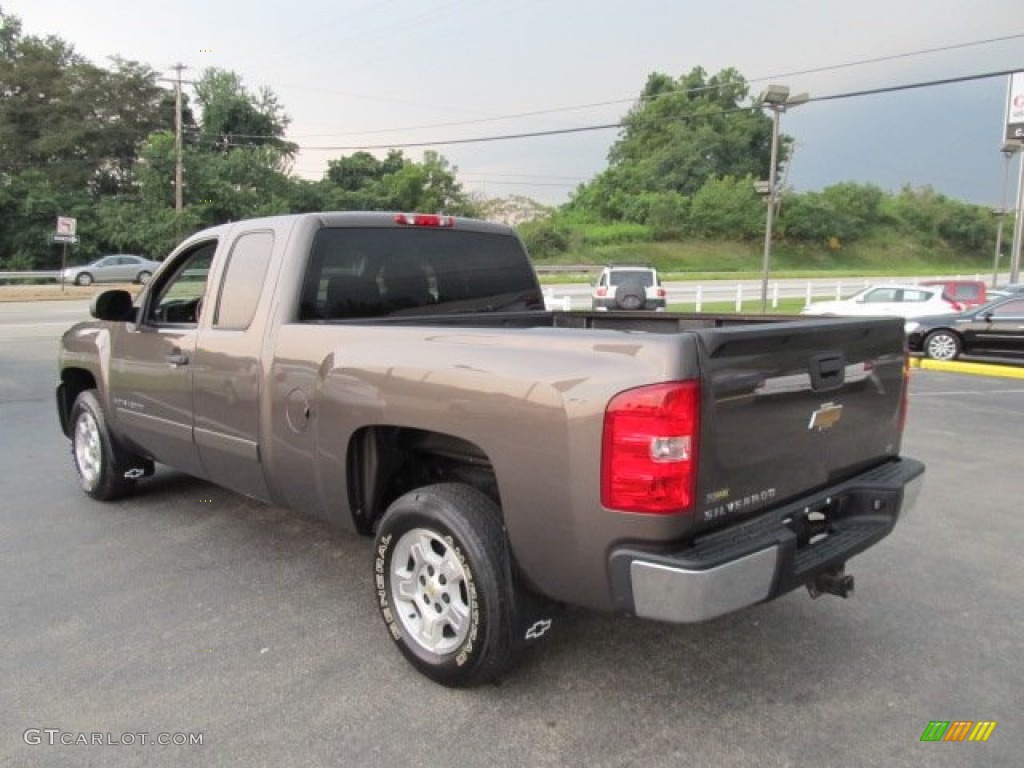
left=909, top=357, right=1024, bottom=380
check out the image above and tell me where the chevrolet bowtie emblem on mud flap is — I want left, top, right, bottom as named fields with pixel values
left=809, top=402, right=843, bottom=431
left=123, top=468, right=145, bottom=479
left=525, top=619, right=552, bottom=640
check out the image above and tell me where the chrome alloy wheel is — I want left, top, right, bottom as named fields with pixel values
left=389, top=527, right=471, bottom=655
left=74, top=410, right=102, bottom=487
left=925, top=332, right=958, bottom=361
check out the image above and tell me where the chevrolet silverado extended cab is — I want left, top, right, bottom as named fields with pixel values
left=58, top=212, right=924, bottom=686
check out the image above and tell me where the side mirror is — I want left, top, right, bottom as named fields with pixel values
left=980, top=311, right=993, bottom=322
left=90, top=289, right=136, bottom=322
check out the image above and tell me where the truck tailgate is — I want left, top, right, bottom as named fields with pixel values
left=694, top=316, right=907, bottom=531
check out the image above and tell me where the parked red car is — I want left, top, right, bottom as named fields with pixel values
left=919, top=280, right=987, bottom=309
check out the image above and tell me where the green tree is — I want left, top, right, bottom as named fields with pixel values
left=193, top=68, right=296, bottom=156
left=568, top=67, right=776, bottom=222
left=321, top=149, right=477, bottom=215
left=0, top=9, right=175, bottom=265
left=686, top=175, right=763, bottom=239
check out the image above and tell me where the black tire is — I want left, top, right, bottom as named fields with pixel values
left=374, top=483, right=540, bottom=687
left=75, top=273, right=93, bottom=286
left=923, top=330, right=961, bottom=361
left=136, top=270, right=152, bottom=284
left=614, top=280, right=646, bottom=310
left=70, top=390, right=145, bottom=500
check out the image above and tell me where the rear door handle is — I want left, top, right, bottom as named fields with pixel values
left=166, top=352, right=189, bottom=367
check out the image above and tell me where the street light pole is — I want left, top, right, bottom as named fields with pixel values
left=1010, top=146, right=1024, bottom=285
left=993, top=143, right=1019, bottom=286
left=761, top=106, right=782, bottom=313
left=757, top=85, right=808, bottom=313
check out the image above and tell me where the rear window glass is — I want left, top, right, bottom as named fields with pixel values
left=951, top=284, right=981, bottom=300
left=299, top=227, right=542, bottom=321
left=609, top=270, right=656, bottom=287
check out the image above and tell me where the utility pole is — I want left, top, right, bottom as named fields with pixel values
left=172, top=63, right=187, bottom=214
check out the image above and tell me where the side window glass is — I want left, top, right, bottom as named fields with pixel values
left=864, top=289, right=895, bottom=303
left=213, top=231, right=274, bottom=330
left=148, top=241, right=217, bottom=326
left=991, top=300, right=1024, bottom=318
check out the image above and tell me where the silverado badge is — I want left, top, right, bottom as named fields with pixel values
left=809, top=402, right=843, bottom=431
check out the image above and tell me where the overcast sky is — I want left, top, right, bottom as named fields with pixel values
left=5, top=0, right=1024, bottom=206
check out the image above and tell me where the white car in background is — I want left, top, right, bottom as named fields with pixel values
left=62, top=254, right=161, bottom=286
left=800, top=284, right=961, bottom=319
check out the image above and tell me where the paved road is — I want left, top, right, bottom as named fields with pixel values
left=1, top=303, right=1020, bottom=767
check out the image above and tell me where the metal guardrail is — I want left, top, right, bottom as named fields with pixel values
left=533, top=264, right=601, bottom=275
left=0, top=271, right=59, bottom=282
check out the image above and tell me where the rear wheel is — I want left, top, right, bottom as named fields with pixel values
left=70, top=390, right=146, bottom=500
left=924, top=330, right=961, bottom=361
left=373, top=483, right=548, bottom=686
left=136, top=270, right=152, bottom=284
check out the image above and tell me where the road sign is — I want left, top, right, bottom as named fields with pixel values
left=52, top=235, right=79, bottom=244
left=56, top=216, right=77, bottom=237
left=1005, top=72, right=1024, bottom=142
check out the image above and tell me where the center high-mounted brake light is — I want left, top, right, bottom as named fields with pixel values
left=394, top=213, right=455, bottom=228
left=602, top=380, right=700, bottom=515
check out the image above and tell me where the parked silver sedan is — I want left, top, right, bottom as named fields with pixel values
left=62, top=255, right=162, bottom=286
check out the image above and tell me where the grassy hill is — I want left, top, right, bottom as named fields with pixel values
left=536, top=231, right=995, bottom=277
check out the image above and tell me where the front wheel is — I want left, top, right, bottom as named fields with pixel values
left=374, top=483, right=540, bottom=686
left=924, top=330, right=961, bottom=361
left=75, top=273, right=93, bottom=286
left=136, top=270, right=152, bottom=284
left=70, top=390, right=146, bottom=500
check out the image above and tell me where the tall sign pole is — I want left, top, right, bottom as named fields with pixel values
left=54, top=216, right=77, bottom=294
left=1005, top=72, right=1024, bottom=284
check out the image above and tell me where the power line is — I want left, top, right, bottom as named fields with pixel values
left=286, top=68, right=1022, bottom=152
left=5, top=66, right=1018, bottom=172
left=155, top=33, right=1024, bottom=146
left=272, top=31, right=1024, bottom=139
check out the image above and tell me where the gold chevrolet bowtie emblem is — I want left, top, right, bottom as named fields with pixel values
left=809, top=402, right=843, bottom=431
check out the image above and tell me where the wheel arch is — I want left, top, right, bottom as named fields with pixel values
left=57, top=367, right=98, bottom=437
left=346, top=425, right=499, bottom=536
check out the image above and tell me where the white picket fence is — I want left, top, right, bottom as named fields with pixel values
left=543, top=274, right=992, bottom=312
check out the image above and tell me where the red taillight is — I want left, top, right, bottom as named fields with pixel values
left=602, top=381, right=700, bottom=515
left=899, top=353, right=910, bottom=433
left=596, top=287, right=607, bottom=297
left=394, top=213, right=455, bottom=228
left=655, top=287, right=666, bottom=298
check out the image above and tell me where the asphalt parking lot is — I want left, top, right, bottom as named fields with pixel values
left=1, top=303, right=1021, bottom=767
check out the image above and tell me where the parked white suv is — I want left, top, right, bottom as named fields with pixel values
left=591, top=265, right=666, bottom=311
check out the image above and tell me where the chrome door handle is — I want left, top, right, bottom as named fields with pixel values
left=166, top=352, right=189, bottom=366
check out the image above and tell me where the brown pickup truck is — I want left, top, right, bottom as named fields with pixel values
left=58, top=212, right=924, bottom=686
